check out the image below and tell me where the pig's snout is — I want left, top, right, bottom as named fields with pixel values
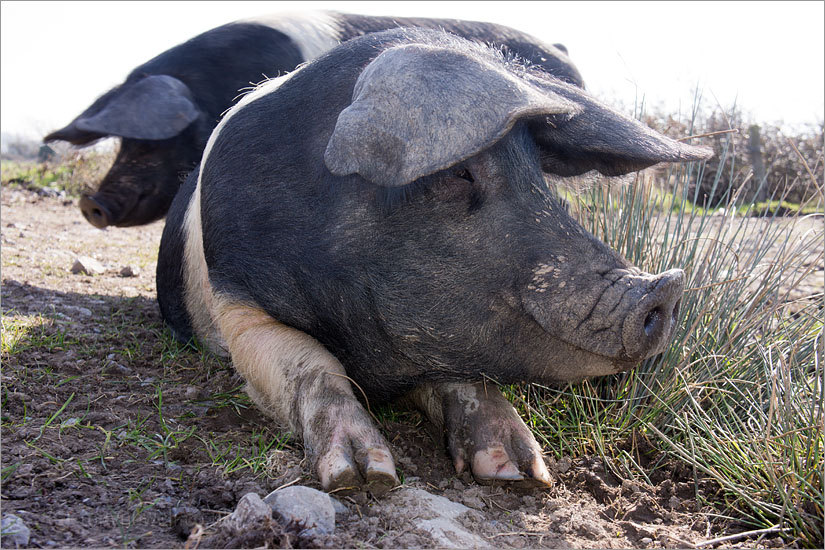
left=621, top=269, right=684, bottom=361
left=79, top=194, right=113, bottom=229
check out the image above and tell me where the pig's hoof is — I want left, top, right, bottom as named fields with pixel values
left=363, top=448, right=400, bottom=497
left=442, top=384, right=552, bottom=487
left=469, top=442, right=552, bottom=487
left=316, top=426, right=399, bottom=497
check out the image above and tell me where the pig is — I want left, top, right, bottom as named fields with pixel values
left=156, top=27, right=711, bottom=495
left=43, top=11, right=583, bottom=229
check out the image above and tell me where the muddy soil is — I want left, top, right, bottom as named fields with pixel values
left=2, top=187, right=818, bottom=548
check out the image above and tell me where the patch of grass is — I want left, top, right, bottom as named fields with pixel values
left=1, top=463, right=21, bottom=482
left=199, top=429, right=292, bottom=476
left=514, top=121, right=823, bottom=546
left=1, top=151, right=114, bottom=197
left=198, top=384, right=253, bottom=415
left=1, top=313, right=78, bottom=356
left=1, top=160, right=73, bottom=191
left=657, top=190, right=823, bottom=218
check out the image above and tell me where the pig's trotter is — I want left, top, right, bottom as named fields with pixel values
left=311, top=397, right=399, bottom=497
left=409, top=381, right=552, bottom=487
left=213, top=300, right=399, bottom=496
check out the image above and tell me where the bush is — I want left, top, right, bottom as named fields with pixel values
left=643, top=107, right=824, bottom=209
left=515, top=130, right=823, bottom=546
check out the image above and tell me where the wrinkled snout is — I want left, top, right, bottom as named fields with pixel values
left=621, top=269, right=684, bottom=361
left=79, top=194, right=113, bottom=229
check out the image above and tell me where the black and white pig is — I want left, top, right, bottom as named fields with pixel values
left=44, top=11, right=582, bottom=229
left=157, top=27, right=711, bottom=495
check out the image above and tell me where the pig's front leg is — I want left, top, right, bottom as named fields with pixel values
left=213, top=300, right=399, bottom=496
left=407, top=381, right=552, bottom=486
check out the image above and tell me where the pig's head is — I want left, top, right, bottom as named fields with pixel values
left=44, top=75, right=207, bottom=228
left=313, top=40, right=712, bottom=384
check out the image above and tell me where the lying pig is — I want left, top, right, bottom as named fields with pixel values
left=44, top=11, right=582, bottom=229
left=156, top=27, right=711, bottom=495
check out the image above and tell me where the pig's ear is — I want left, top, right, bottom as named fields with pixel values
left=324, top=44, right=581, bottom=187
left=45, top=75, right=201, bottom=143
left=43, top=124, right=106, bottom=146
left=525, top=78, right=712, bottom=176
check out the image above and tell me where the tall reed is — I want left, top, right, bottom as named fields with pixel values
left=516, top=120, right=823, bottom=546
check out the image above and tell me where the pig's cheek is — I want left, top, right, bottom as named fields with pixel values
left=442, top=382, right=553, bottom=487
left=311, top=403, right=399, bottom=497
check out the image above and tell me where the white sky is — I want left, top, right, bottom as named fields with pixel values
left=2, top=0, right=823, bottom=142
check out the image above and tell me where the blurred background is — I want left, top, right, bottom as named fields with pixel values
left=2, top=0, right=823, bottom=204
left=2, top=1, right=823, bottom=139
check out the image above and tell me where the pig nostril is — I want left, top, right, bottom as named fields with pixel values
left=79, top=195, right=112, bottom=228
left=643, top=307, right=663, bottom=337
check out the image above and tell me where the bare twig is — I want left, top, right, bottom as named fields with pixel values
left=786, top=136, right=823, bottom=199
left=325, top=371, right=374, bottom=420
left=272, top=477, right=301, bottom=492
left=694, top=525, right=789, bottom=547
left=488, top=530, right=549, bottom=538
left=184, top=524, right=204, bottom=549
left=687, top=275, right=750, bottom=292
left=677, top=128, right=739, bottom=141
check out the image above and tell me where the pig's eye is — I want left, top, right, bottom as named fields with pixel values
left=454, top=168, right=475, bottom=183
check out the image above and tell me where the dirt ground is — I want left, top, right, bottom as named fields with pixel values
left=1, top=186, right=820, bottom=549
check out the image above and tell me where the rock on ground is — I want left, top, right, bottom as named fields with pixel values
left=1, top=514, right=31, bottom=547
left=264, top=485, right=336, bottom=537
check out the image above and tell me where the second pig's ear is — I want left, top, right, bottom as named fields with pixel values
left=45, top=75, right=201, bottom=143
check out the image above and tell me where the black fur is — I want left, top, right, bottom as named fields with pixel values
left=333, top=13, right=583, bottom=87
left=156, top=167, right=199, bottom=345
left=47, top=13, right=584, bottom=227
left=193, top=30, right=595, bottom=401
left=159, top=27, right=705, bottom=402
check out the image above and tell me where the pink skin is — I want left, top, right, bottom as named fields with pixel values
left=405, top=381, right=552, bottom=487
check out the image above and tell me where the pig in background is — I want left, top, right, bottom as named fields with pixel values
left=156, top=27, right=712, bottom=495
left=44, top=11, right=583, bottom=229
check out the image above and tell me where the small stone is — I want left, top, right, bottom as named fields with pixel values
left=76, top=307, right=92, bottom=317
left=119, top=265, right=139, bottom=277
left=227, top=493, right=271, bottom=528
left=557, top=456, right=572, bottom=473
left=621, top=478, right=640, bottom=494
left=389, top=488, right=487, bottom=548
left=71, top=256, right=104, bottom=275
left=329, top=496, right=349, bottom=518
left=668, top=495, right=681, bottom=509
left=264, top=485, right=335, bottom=537
left=641, top=537, right=653, bottom=545
left=184, top=386, right=201, bottom=400
left=1, top=514, right=31, bottom=547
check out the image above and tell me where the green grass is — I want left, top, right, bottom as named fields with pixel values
left=1, top=313, right=78, bottom=356
left=1, top=150, right=114, bottom=197
left=659, top=191, right=823, bottom=218
left=198, top=429, right=292, bottom=476
left=511, top=126, right=824, bottom=546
